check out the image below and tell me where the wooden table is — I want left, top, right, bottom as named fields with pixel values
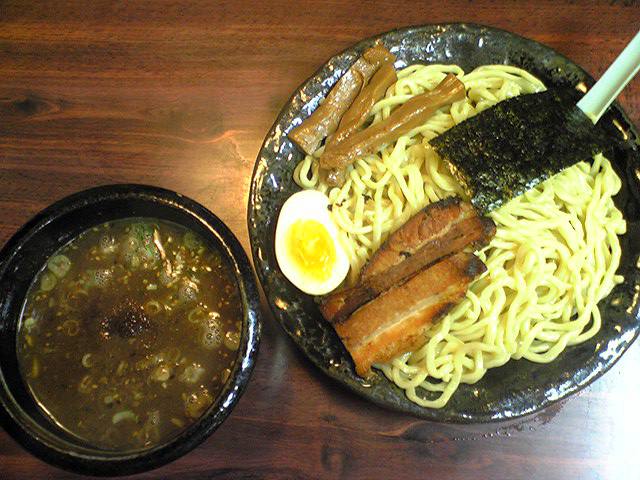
left=1, top=1, right=639, bottom=479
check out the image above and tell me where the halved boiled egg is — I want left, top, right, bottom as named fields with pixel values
left=275, top=190, right=349, bottom=295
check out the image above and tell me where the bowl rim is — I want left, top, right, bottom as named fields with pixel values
left=247, top=22, right=640, bottom=423
left=0, top=183, right=261, bottom=475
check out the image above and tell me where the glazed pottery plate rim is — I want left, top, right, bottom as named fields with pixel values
left=248, top=23, right=640, bottom=423
left=0, top=184, right=262, bottom=475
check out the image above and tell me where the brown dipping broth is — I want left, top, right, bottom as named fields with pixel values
left=16, top=218, right=242, bottom=450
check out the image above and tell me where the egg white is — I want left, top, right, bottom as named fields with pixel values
left=275, top=190, right=349, bottom=295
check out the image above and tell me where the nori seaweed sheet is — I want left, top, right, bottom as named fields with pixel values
left=430, top=88, right=615, bottom=213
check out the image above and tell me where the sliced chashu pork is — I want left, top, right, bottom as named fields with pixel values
left=334, top=252, right=486, bottom=376
left=320, top=197, right=495, bottom=324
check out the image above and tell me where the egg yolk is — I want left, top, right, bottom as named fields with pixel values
left=286, top=219, right=336, bottom=281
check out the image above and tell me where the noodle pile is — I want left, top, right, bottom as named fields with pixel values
left=294, top=64, right=626, bottom=408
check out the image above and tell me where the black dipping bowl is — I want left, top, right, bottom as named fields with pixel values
left=0, top=185, right=261, bottom=475
left=248, top=23, right=640, bottom=423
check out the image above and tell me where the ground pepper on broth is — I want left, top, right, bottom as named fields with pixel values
left=17, top=218, right=242, bottom=450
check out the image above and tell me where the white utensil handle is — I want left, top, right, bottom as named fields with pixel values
left=576, top=29, right=640, bottom=124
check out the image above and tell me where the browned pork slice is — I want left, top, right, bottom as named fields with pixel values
left=319, top=197, right=495, bottom=324
left=333, top=252, right=486, bottom=377
left=361, top=197, right=492, bottom=279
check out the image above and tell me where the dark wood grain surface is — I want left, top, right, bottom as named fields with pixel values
left=1, top=1, right=639, bottom=479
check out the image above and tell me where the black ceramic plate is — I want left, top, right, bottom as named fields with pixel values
left=248, top=24, right=640, bottom=422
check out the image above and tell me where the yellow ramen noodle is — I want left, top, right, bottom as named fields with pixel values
left=294, top=64, right=626, bottom=408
